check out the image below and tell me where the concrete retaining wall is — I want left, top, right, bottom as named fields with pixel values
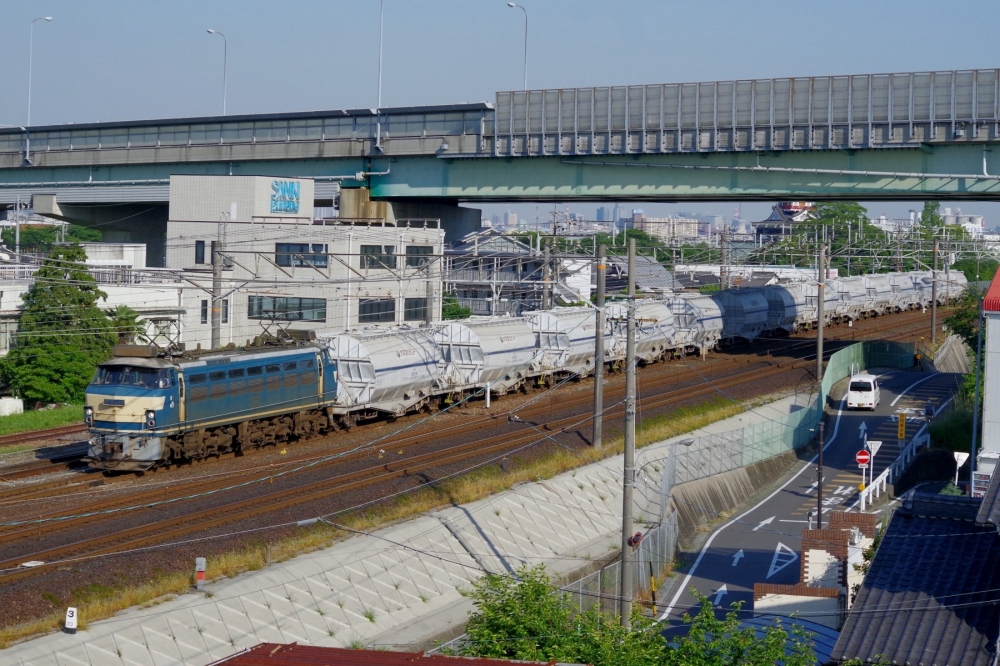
left=671, top=449, right=803, bottom=548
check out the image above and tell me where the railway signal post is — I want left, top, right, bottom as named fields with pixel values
left=620, top=238, right=637, bottom=628
left=816, top=243, right=826, bottom=529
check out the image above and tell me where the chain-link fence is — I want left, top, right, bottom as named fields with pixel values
left=561, top=512, right=679, bottom=616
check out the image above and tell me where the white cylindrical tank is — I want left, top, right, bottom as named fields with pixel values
left=633, top=299, right=677, bottom=362
left=861, top=274, right=894, bottom=314
left=668, top=293, right=723, bottom=354
left=834, top=276, right=870, bottom=319
left=318, top=328, right=443, bottom=416
left=763, top=284, right=807, bottom=333
left=548, top=306, right=604, bottom=376
left=889, top=273, right=917, bottom=310
left=712, top=289, right=769, bottom=340
left=461, top=317, right=541, bottom=393
left=523, top=312, right=571, bottom=373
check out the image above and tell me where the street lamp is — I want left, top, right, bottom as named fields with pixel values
left=206, top=29, right=228, bottom=115
left=26, top=16, right=53, bottom=165
left=374, top=0, right=385, bottom=151
left=507, top=3, right=528, bottom=91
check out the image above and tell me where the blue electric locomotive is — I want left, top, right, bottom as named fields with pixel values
left=85, top=342, right=337, bottom=471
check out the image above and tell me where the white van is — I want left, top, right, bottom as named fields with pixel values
left=847, top=373, right=880, bottom=410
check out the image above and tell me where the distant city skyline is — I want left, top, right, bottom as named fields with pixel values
left=477, top=200, right=993, bottom=229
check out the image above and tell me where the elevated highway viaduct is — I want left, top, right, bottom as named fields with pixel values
left=3, top=68, right=1000, bottom=264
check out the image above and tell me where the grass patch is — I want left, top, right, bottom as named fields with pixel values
left=0, top=404, right=83, bottom=440
left=0, top=395, right=748, bottom=648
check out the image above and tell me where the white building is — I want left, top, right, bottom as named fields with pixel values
left=0, top=175, right=445, bottom=355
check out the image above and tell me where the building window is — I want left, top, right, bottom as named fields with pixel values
left=275, top=243, right=328, bottom=268
left=222, top=299, right=229, bottom=324
left=404, top=297, right=428, bottom=321
left=359, top=298, right=396, bottom=323
left=360, top=245, right=396, bottom=269
left=248, top=295, right=326, bottom=322
left=195, top=240, right=206, bottom=265
left=405, top=245, right=433, bottom=267
left=200, top=299, right=208, bottom=324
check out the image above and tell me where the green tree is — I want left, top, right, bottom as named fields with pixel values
left=105, top=305, right=148, bottom=345
left=461, top=565, right=666, bottom=666
left=920, top=201, right=943, bottom=231
left=442, top=294, right=472, bottom=320
left=460, top=565, right=816, bottom=666
left=0, top=245, right=117, bottom=403
left=946, top=291, right=981, bottom=349
left=666, top=594, right=815, bottom=666
left=1, top=224, right=102, bottom=251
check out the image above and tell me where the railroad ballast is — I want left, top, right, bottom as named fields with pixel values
left=84, top=269, right=964, bottom=471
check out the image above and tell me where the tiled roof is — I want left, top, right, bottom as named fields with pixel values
left=830, top=493, right=1000, bottom=666
left=984, top=271, right=1000, bottom=312
left=607, top=255, right=678, bottom=291
left=212, top=643, right=581, bottom=665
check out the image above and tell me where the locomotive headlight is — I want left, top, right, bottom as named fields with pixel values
left=84, top=406, right=93, bottom=426
left=145, top=410, right=156, bottom=429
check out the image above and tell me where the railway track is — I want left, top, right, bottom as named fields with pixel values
left=0, top=308, right=936, bottom=509
left=0, top=311, right=941, bottom=581
left=0, top=424, right=86, bottom=449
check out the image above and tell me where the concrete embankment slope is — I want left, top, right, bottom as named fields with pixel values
left=3, top=392, right=814, bottom=665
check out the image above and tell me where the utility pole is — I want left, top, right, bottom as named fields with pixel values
left=542, top=241, right=551, bottom=310
left=816, top=242, right=826, bottom=530
left=816, top=244, right=825, bottom=383
left=592, top=244, right=606, bottom=449
left=971, top=293, right=984, bottom=491
left=620, top=238, right=637, bottom=628
left=817, top=420, right=825, bottom=529
left=211, top=240, right=222, bottom=349
left=931, top=240, right=938, bottom=345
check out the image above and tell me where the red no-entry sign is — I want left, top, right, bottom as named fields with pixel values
left=856, top=450, right=872, bottom=465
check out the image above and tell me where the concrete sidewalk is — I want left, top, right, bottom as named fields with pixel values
left=4, top=389, right=813, bottom=666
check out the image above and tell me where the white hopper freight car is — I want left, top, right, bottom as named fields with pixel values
left=831, top=277, right=870, bottom=321
left=763, top=283, right=809, bottom=333
left=547, top=306, right=607, bottom=377
left=523, top=311, right=571, bottom=376
left=633, top=300, right=678, bottom=362
left=862, top=274, right=895, bottom=315
left=889, top=273, right=918, bottom=311
left=668, top=294, right=723, bottom=357
left=318, top=328, right=443, bottom=419
left=433, top=318, right=540, bottom=397
left=712, top=289, right=768, bottom=341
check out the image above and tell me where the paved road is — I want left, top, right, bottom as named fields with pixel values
left=658, top=370, right=961, bottom=628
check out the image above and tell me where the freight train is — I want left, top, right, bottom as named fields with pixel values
left=84, top=269, right=964, bottom=471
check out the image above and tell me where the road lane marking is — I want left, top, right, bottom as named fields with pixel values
left=732, top=550, right=745, bottom=566
left=890, top=374, right=941, bottom=406
left=766, top=542, right=799, bottom=578
left=659, top=399, right=848, bottom=620
left=712, top=584, right=728, bottom=606
left=753, top=516, right=775, bottom=531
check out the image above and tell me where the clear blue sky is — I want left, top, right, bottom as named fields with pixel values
left=4, top=0, right=1000, bottom=223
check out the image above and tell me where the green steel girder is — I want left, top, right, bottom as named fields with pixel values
left=4, top=143, right=1000, bottom=202
left=372, top=144, right=1000, bottom=202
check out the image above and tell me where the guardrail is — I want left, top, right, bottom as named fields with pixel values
left=857, top=397, right=952, bottom=511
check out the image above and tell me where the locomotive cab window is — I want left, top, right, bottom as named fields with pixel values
left=93, top=366, right=172, bottom=389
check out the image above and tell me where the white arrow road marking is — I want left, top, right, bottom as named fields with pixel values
left=858, top=421, right=867, bottom=437
left=660, top=398, right=849, bottom=621
left=712, top=584, right=728, bottom=606
left=753, top=516, right=775, bottom=532
left=767, top=542, right=799, bottom=579
left=732, top=549, right=745, bottom=566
